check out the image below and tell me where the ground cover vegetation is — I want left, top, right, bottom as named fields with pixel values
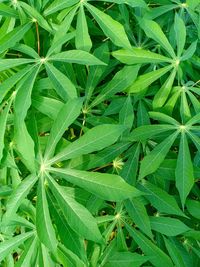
left=0, top=0, right=200, bottom=266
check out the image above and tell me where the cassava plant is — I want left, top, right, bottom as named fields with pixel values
left=0, top=0, right=200, bottom=266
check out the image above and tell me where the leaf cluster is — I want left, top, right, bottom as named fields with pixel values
left=0, top=0, right=200, bottom=266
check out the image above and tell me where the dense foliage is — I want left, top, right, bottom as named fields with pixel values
left=0, top=0, right=200, bottom=266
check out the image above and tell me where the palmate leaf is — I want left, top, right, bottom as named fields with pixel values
left=0, top=0, right=199, bottom=265
left=47, top=173, right=103, bottom=243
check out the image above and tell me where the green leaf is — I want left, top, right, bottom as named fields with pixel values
left=181, top=41, right=197, bottom=61
left=0, top=231, right=35, bottom=262
left=44, top=0, right=79, bottom=16
left=19, top=2, right=52, bottom=32
left=98, top=0, right=147, bottom=8
left=164, top=237, right=187, bottom=267
left=14, top=121, right=36, bottom=173
left=38, top=243, right=55, bottom=267
left=47, top=32, right=76, bottom=57
left=0, top=65, right=33, bottom=104
left=49, top=168, right=142, bottom=201
left=149, top=111, right=179, bottom=125
left=15, top=236, right=38, bottom=267
left=126, top=224, right=174, bottom=267
left=120, top=143, right=140, bottom=185
left=119, top=95, right=134, bottom=130
left=85, top=3, right=131, bottom=49
left=47, top=190, right=87, bottom=262
left=44, top=98, right=83, bottom=159
left=47, top=174, right=103, bottom=243
left=36, top=176, right=57, bottom=252
left=186, top=112, right=200, bottom=126
left=139, top=131, right=179, bottom=179
left=174, top=13, right=186, bottom=57
left=127, top=124, right=176, bottom=141
left=45, top=62, right=77, bottom=100
left=0, top=100, right=11, bottom=161
left=85, top=42, right=109, bottom=102
left=138, top=180, right=186, bottom=217
left=57, top=243, right=85, bottom=267
left=32, top=95, right=64, bottom=120
left=153, top=68, right=177, bottom=109
left=128, top=65, right=173, bottom=93
left=125, top=198, right=153, bottom=238
left=104, top=252, right=149, bottom=267
left=49, top=124, right=126, bottom=164
left=186, top=199, right=200, bottom=219
left=49, top=50, right=106, bottom=65
left=90, top=65, right=140, bottom=108
left=175, top=133, right=194, bottom=208
left=75, top=5, right=92, bottom=52
left=3, top=174, right=38, bottom=223
left=12, top=43, right=40, bottom=59
left=14, top=65, right=40, bottom=123
left=0, top=3, right=19, bottom=18
left=0, top=22, right=32, bottom=53
left=150, top=216, right=190, bottom=236
left=139, top=18, right=176, bottom=58
left=112, top=48, right=172, bottom=64
left=0, top=58, right=35, bottom=73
